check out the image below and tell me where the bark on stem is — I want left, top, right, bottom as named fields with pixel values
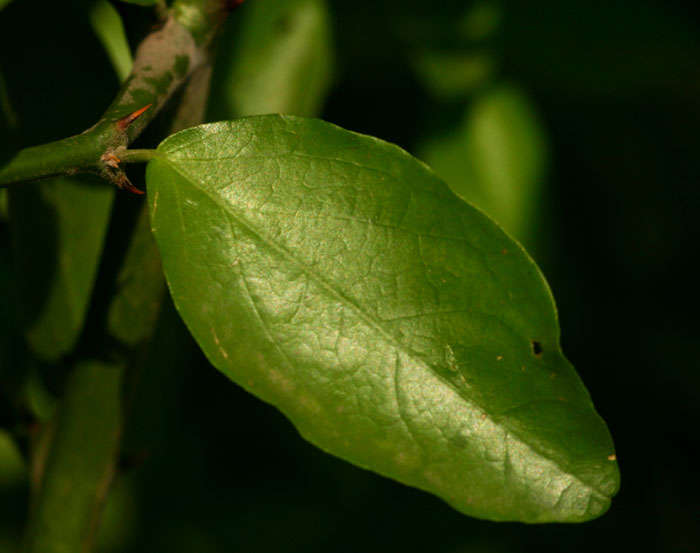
left=0, top=0, right=230, bottom=188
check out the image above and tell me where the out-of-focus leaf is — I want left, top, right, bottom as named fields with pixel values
left=120, top=297, right=190, bottom=457
left=95, top=475, right=138, bottom=553
left=413, top=51, right=495, bottom=99
left=0, top=0, right=13, bottom=11
left=208, top=0, right=333, bottom=118
left=23, top=369, right=57, bottom=422
left=419, top=85, right=547, bottom=249
left=24, top=360, right=123, bottom=553
left=147, top=115, right=619, bottom=523
left=411, top=0, right=502, bottom=99
left=0, top=430, right=24, bottom=490
left=89, top=0, right=133, bottom=82
left=458, top=0, right=501, bottom=41
left=9, top=177, right=114, bottom=361
left=0, top=189, right=19, bottom=394
left=108, top=205, right=165, bottom=346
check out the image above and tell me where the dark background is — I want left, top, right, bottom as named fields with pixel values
left=1, top=1, right=699, bottom=552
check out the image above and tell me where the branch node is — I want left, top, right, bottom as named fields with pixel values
left=100, top=152, right=121, bottom=169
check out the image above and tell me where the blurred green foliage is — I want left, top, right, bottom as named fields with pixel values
left=419, top=84, right=547, bottom=251
left=1, top=0, right=699, bottom=551
left=9, top=177, right=114, bottom=361
left=89, top=0, right=133, bottom=82
left=208, top=0, right=333, bottom=119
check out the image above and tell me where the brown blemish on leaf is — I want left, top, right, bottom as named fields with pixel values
left=607, top=454, right=617, bottom=461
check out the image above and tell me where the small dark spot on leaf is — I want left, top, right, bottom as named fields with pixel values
left=531, top=340, right=543, bottom=357
left=501, top=248, right=508, bottom=254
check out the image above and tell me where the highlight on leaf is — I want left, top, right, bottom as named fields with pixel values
left=145, top=114, right=619, bottom=523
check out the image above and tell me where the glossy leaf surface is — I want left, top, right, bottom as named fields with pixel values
left=147, top=115, right=619, bottom=522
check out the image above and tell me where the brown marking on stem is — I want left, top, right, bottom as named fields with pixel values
left=116, top=104, right=153, bottom=131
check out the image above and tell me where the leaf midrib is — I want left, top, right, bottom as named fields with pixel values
left=157, top=155, right=611, bottom=503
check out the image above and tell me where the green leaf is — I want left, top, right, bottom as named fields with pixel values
left=147, top=115, right=619, bottom=523
left=413, top=50, right=495, bottom=100
left=208, top=0, right=333, bottom=119
left=407, top=1, right=503, bottom=99
left=89, top=0, right=133, bottom=83
left=419, top=85, right=548, bottom=250
left=9, top=177, right=114, bottom=361
left=0, top=430, right=25, bottom=490
left=24, top=360, right=123, bottom=553
left=107, top=205, right=165, bottom=346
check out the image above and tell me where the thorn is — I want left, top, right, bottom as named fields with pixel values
left=116, top=103, right=153, bottom=131
left=116, top=173, right=145, bottom=196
